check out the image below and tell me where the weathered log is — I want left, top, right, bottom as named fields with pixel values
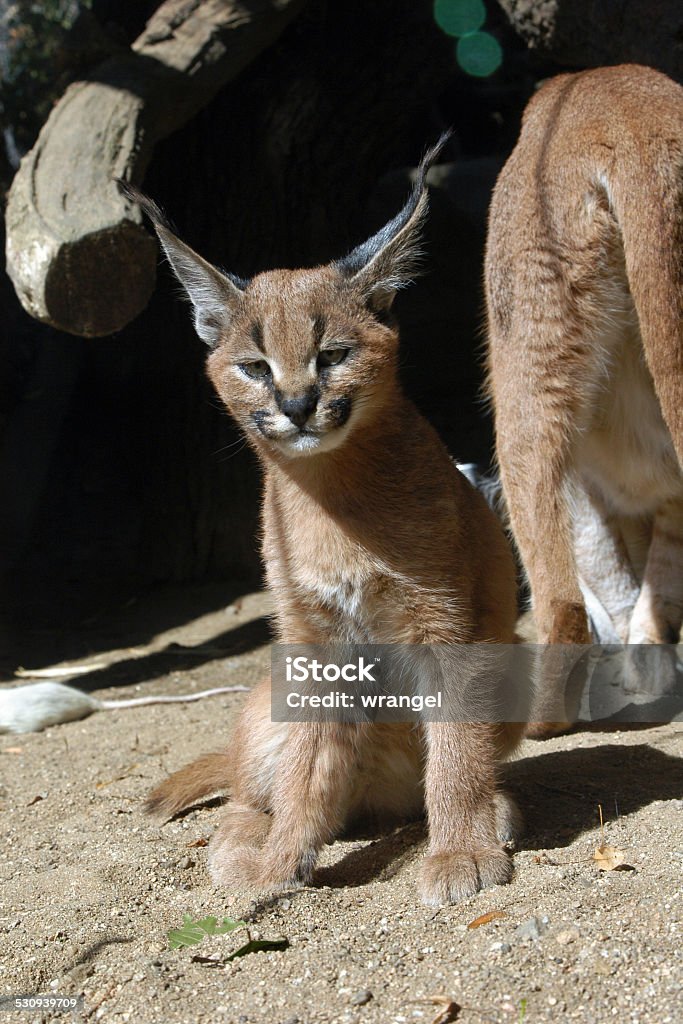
left=5, top=0, right=308, bottom=338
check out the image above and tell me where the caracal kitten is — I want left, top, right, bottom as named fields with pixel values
left=120, top=139, right=523, bottom=905
left=486, top=64, right=683, bottom=735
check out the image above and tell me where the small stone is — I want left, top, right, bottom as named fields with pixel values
left=555, top=927, right=580, bottom=946
left=177, top=856, right=192, bottom=870
left=350, top=990, right=373, bottom=1006
left=592, top=957, right=614, bottom=976
left=514, top=916, right=547, bottom=942
left=278, top=898, right=292, bottom=911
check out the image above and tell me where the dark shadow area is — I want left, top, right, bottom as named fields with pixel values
left=506, top=742, right=683, bottom=850
left=0, top=580, right=268, bottom=679
left=14, top=614, right=273, bottom=694
left=62, top=935, right=134, bottom=972
left=314, top=820, right=426, bottom=890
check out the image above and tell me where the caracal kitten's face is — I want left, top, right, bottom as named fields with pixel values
left=117, top=140, right=441, bottom=461
left=205, top=267, right=398, bottom=458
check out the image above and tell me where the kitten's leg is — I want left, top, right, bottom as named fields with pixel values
left=208, top=804, right=273, bottom=886
left=245, top=722, right=364, bottom=889
left=205, top=679, right=284, bottom=887
left=493, top=789, right=523, bottom=847
left=419, top=722, right=512, bottom=905
left=624, top=498, right=683, bottom=696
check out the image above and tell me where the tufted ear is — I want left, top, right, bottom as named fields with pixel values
left=334, top=132, right=451, bottom=311
left=116, top=180, right=246, bottom=347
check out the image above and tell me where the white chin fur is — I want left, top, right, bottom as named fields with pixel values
left=275, top=420, right=352, bottom=458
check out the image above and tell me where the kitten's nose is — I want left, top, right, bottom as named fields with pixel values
left=280, top=393, right=318, bottom=428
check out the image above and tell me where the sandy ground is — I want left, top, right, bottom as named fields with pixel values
left=1, top=587, right=681, bottom=1024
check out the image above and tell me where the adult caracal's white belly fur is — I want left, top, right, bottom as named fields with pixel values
left=578, top=271, right=683, bottom=517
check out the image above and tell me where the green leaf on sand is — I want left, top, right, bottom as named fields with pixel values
left=168, top=915, right=246, bottom=949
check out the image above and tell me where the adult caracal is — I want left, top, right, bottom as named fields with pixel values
left=486, top=65, right=683, bottom=734
left=119, top=139, right=524, bottom=905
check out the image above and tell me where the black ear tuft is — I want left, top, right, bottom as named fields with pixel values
left=116, top=178, right=246, bottom=348
left=334, top=130, right=452, bottom=305
left=115, top=178, right=176, bottom=234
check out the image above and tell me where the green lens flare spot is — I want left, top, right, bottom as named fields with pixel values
left=434, top=0, right=486, bottom=38
left=456, top=31, right=503, bottom=78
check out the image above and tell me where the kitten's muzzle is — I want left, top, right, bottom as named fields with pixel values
left=278, top=391, right=319, bottom=428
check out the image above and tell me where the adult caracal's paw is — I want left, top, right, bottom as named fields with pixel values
left=623, top=643, right=677, bottom=698
left=418, top=848, right=512, bottom=906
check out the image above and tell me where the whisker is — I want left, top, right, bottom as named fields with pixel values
left=213, top=434, right=248, bottom=456
left=216, top=438, right=249, bottom=462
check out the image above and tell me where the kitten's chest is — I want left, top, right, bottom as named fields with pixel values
left=264, top=493, right=404, bottom=641
left=290, top=521, right=385, bottom=639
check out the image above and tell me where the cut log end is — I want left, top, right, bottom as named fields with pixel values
left=9, top=221, right=158, bottom=338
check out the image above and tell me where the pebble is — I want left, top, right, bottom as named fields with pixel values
left=177, top=856, right=192, bottom=870
left=555, top=927, right=580, bottom=945
left=514, top=916, right=549, bottom=942
left=592, top=956, right=614, bottom=976
left=350, top=990, right=373, bottom=1006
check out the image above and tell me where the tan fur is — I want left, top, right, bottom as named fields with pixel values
left=485, top=64, right=683, bottom=734
left=134, top=142, right=523, bottom=905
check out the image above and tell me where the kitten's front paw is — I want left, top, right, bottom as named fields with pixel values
left=255, top=849, right=316, bottom=891
left=418, top=848, right=512, bottom=906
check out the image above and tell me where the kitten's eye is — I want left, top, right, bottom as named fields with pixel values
left=240, top=360, right=271, bottom=379
left=318, top=348, right=349, bottom=368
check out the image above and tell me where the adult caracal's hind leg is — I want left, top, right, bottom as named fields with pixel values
left=485, top=65, right=683, bottom=738
left=624, top=499, right=683, bottom=696
left=573, top=485, right=642, bottom=644
left=494, top=345, right=593, bottom=737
